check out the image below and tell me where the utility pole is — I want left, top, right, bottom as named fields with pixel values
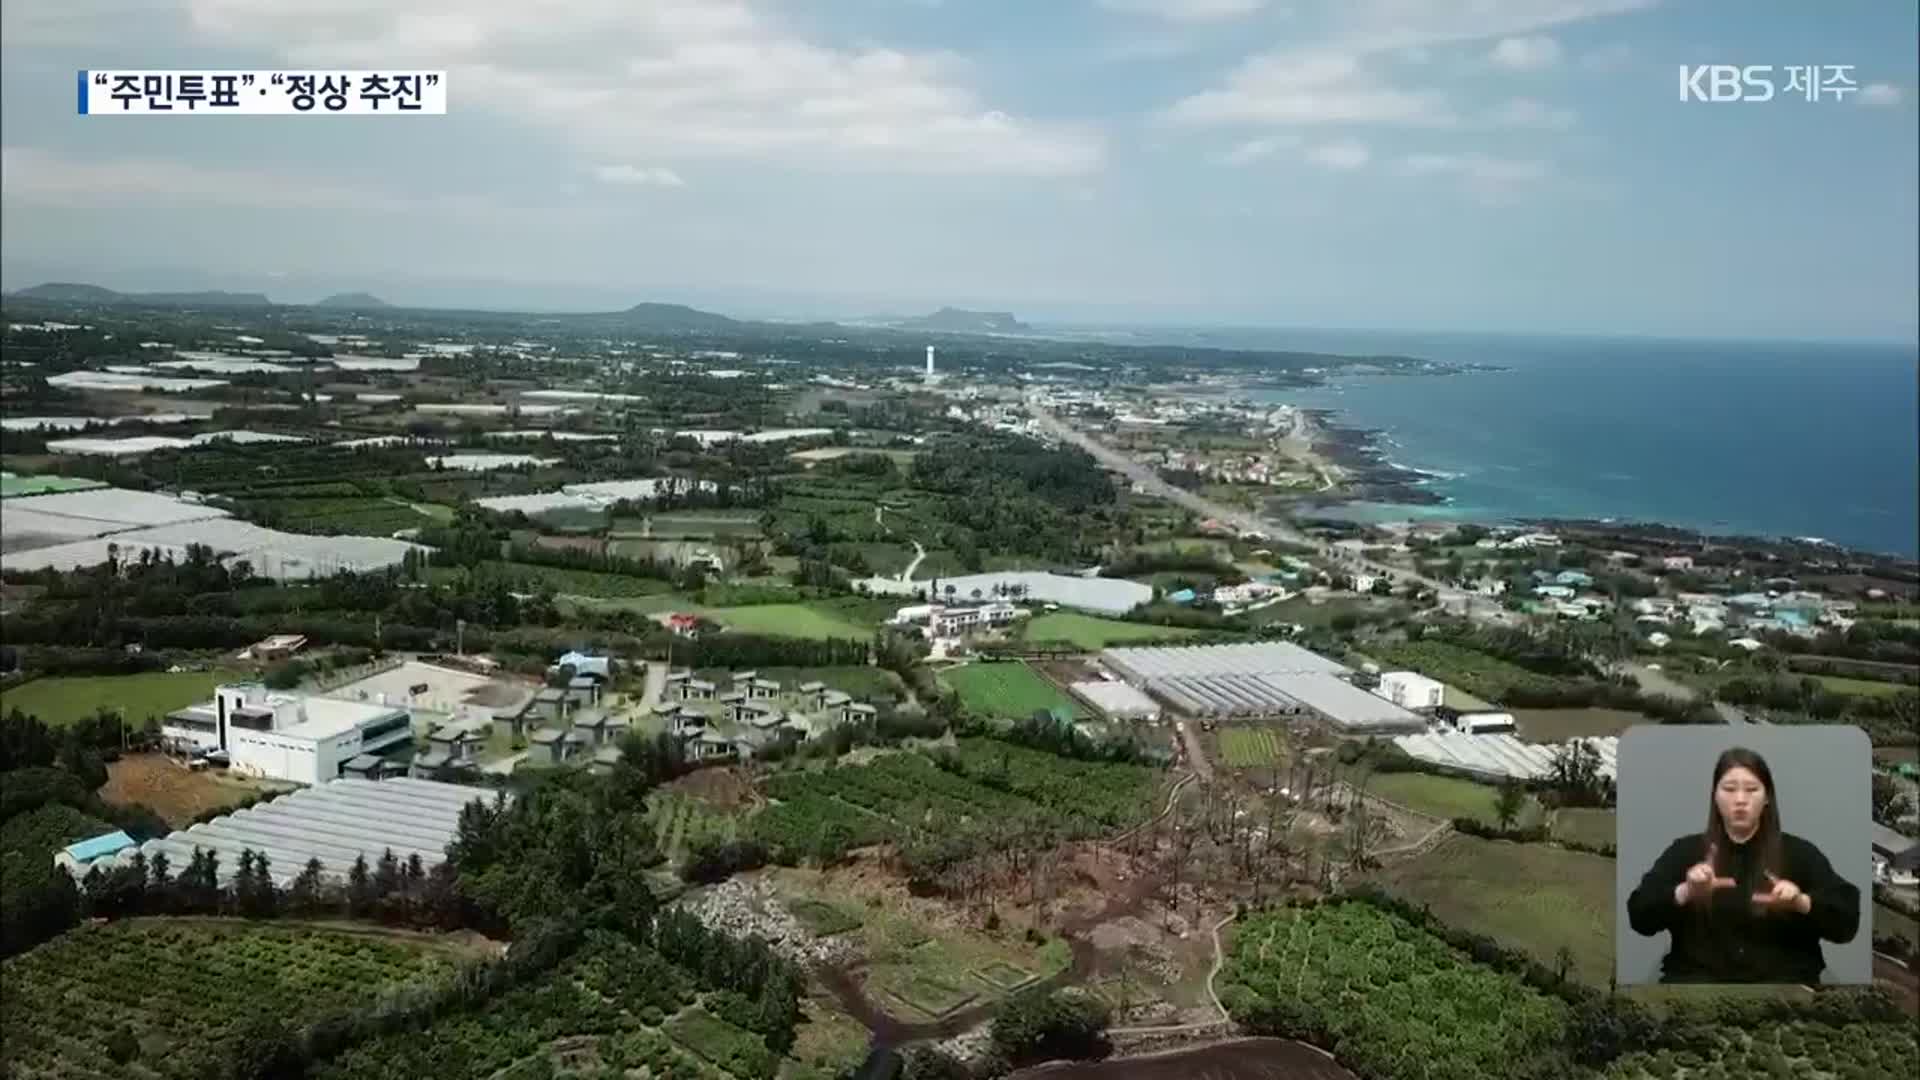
left=456, top=618, right=466, bottom=657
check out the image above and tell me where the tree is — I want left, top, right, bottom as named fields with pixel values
left=990, top=987, right=1112, bottom=1066
left=1493, top=778, right=1527, bottom=832
left=288, top=857, right=324, bottom=913
left=1871, top=773, right=1913, bottom=823
left=347, top=854, right=375, bottom=916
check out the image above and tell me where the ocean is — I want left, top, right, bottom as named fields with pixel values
left=1038, top=326, right=1920, bottom=558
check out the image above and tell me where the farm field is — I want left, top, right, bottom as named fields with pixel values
left=1220, top=901, right=1569, bottom=1080
left=1367, top=640, right=1563, bottom=703
left=705, top=603, right=872, bottom=640
left=1, top=919, right=468, bottom=1080
left=1813, top=674, right=1910, bottom=698
left=1371, top=834, right=1616, bottom=985
left=430, top=561, right=674, bottom=599
left=1549, top=808, right=1617, bottom=849
left=1875, top=902, right=1919, bottom=950
left=755, top=741, right=1158, bottom=863
left=0, top=670, right=238, bottom=728
left=942, top=662, right=1078, bottom=719
left=646, top=793, right=743, bottom=866
left=1511, top=708, right=1648, bottom=742
left=613, top=511, right=766, bottom=539
left=1362, top=772, right=1543, bottom=829
left=1021, top=613, right=1212, bottom=650
left=1217, top=726, right=1285, bottom=768
left=246, top=496, right=430, bottom=537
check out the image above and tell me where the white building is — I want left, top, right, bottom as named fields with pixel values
left=1376, top=671, right=1445, bottom=711
left=929, top=602, right=1021, bottom=638
left=163, top=684, right=414, bottom=785
left=1456, top=712, right=1517, bottom=734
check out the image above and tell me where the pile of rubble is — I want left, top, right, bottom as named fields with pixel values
left=677, top=877, right=860, bottom=968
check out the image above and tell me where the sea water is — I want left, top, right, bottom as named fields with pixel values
left=1043, top=326, right=1920, bottom=557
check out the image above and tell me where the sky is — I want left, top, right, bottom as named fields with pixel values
left=0, top=0, right=1915, bottom=341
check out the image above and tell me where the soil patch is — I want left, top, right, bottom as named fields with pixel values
left=100, top=753, right=291, bottom=827
left=665, top=766, right=758, bottom=809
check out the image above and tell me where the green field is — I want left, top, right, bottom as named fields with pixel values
left=615, top=512, right=766, bottom=539
left=1021, top=612, right=1211, bottom=650
left=2, top=919, right=463, bottom=1078
left=1372, top=834, right=1617, bottom=985
left=645, top=793, right=741, bottom=865
left=1363, top=771, right=1543, bottom=828
left=754, top=666, right=903, bottom=701
left=1549, top=807, right=1618, bottom=849
left=430, top=561, right=674, bottom=599
left=0, top=670, right=236, bottom=728
left=249, top=496, right=430, bottom=537
left=942, top=662, right=1077, bottom=718
left=705, top=603, right=872, bottom=640
left=1813, top=674, right=1911, bottom=698
left=1511, top=707, right=1649, bottom=743
left=1218, top=726, right=1284, bottom=767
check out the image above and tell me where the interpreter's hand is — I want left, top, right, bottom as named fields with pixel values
left=1752, top=871, right=1813, bottom=916
left=1674, top=844, right=1737, bottom=906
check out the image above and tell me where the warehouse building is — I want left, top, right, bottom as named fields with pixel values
left=107, top=777, right=487, bottom=886
left=1375, top=671, right=1445, bottom=711
left=1070, top=681, right=1162, bottom=722
left=1098, top=642, right=1421, bottom=733
left=163, top=684, right=415, bottom=785
left=1391, top=731, right=1620, bottom=783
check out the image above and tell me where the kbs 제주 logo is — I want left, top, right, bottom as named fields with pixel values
left=1678, top=65, right=1859, bottom=103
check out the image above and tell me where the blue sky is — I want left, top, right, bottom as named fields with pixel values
left=1, top=0, right=1914, bottom=341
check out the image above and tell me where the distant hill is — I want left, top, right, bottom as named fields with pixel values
left=608, top=301, right=741, bottom=332
left=895, top=307, right=1030, bottom=333
left=315, top=291, right=390, bottom=309
left=10, top=282, right=273, bottom=307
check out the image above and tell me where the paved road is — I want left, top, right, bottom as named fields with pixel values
left=1026, top=401, right=1501, bottom=619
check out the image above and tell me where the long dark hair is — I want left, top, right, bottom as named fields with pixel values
left=1704, top=746, right=1784, bottom=886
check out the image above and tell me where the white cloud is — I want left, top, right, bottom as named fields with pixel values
left=60, top=0, right=1103, bottom=178
left=1165, top=50, right=1456, bottom=126
left=1305, top=139, right=1369, bottom=169
left=593, top=164, right=686, bottom=187
left=1096, top=0, right=1269, bottom=21
left=1399, top=151, right=1551, bottom=201
left=1485, top=97, right=1574, bottom=129
left=1164, top=0, right=1657, bottom=128
left=1858, top=82, right=1904, bottom=107
left=1216, top=133, right=1301, bottom=164
left=1489, top=35, right=1561, bottom=71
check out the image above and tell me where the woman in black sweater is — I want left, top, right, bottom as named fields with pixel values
left=1627, top=746, right=1860, bottom=984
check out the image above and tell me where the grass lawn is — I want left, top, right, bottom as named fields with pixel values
left=1442, top=685, right=1496, bottom=713
left=1813, top=674, right=1911, bottom=698
left=1021, top=612, right=1212, bottom=650
left=1364, top=771, right=1544, bottom=828
left=1511, top=707, right=1649, bottom=743
left=787, top=1003, right=871, bottom=1080
left=1371, top=834, right=1617, bottom=985
left=665, top=1008, right=776, bottom=1078
left=1218, top=726, right=1285, bottom=768
left=1550, top=807, right=1618, bottom=849
left=705, top=603, right=872, bottom=640
left=0, top=670, right=238, bottom=728
left=943, top=662, right=1078, bottom=719
left=1875, top=902, right=1919, bottom=947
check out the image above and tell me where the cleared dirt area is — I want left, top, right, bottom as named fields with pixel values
left=101, top=753, right=293, bottom=826
left=664, top=766, right=759, bottom=810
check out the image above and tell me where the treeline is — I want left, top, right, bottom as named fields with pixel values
left=1099, top=546, right=1246, bottom=582
left=1782, top=620, right=1920, bottom=667
left=907, top=434, right=1125, bottom=565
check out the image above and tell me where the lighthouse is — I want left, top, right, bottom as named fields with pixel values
left=925, top=345, right=936, bottom=379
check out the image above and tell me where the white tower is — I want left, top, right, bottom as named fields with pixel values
left=925, top=345, right=936, bottom=378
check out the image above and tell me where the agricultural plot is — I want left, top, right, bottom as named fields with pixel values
left=756, top=742, right=1158, bottom=862
left=1511, top=708, right=1647, bottom=742
left=754, top=666, right=903, bottom=701
left=0, top=670, right=238, bottom=728
left=1021, top=613, right=1213, bottom=650
left=943, top=662, right=1078, bottom=719
left=1, top=920, right=464, bottom=1080
left=1369, top=640, right=1566, bottom=703
left=1217, top=726, right=1284, bottom=768
left=647, top=793, right=742, bottom=865
left=429, top=560, right=674, bottom=599
left=1362, top=772, right=1543, bottom=828
left=1549, top=808, right=1618, bottom=849
left=705, top=603, right=873, bottom=640
left=1220, top=901, right=1570, bottom=1080
left=666, top=1008, right=779, bottom=1079
left=310, top=932, right=732, bottom=1080
left=1371, top=834, right=1616, bottom=985
left=1604, top=1020, right=1915, bottom=1080
left=247, top=496, right=430, bottom=537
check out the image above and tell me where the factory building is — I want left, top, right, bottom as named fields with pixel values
left=163, top=684, right=414, bottom=786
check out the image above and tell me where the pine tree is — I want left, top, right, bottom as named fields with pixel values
left=347, top=854, right=375, bottom=917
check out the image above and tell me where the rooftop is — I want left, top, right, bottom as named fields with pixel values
left=216, top=686, right=406, bottom=740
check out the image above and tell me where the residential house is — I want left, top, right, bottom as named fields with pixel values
left=663, top=669, right=690, bottom=695
left=527, top=727, right=570, bottom=765
left=730, top=698, right=776, bottom=726
left=1662, top=555, right=1694, bottom=571
left=929, top=602, right=1019, bottom=638
left=744, top=678, right=780, bottom=700
left=563, top=728, right=592, bottom=759
left=589, top=744, right=625, bottom=776
left=603, top=714, right=631, bottom=743
left=426, top=716, right=489, bottom=765
left=677, top=678, right=717, bottom=702
left=666, top=612, right=703, bottom=637
left=571, top=710, right=610, bottom=747
left=796, top=682, right=828, bottom=711
left=1555, top=570, right=1594, bottom=588
left=530, top=686, right=585, bottom=725
left=669, top=707, right=708, bottom=737
left=690, top=730, right=738, bottom=761
left=840, top=701, right=877, bottom=726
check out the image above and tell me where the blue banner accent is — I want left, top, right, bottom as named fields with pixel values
left=77, top=70, right=88, bottom=115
